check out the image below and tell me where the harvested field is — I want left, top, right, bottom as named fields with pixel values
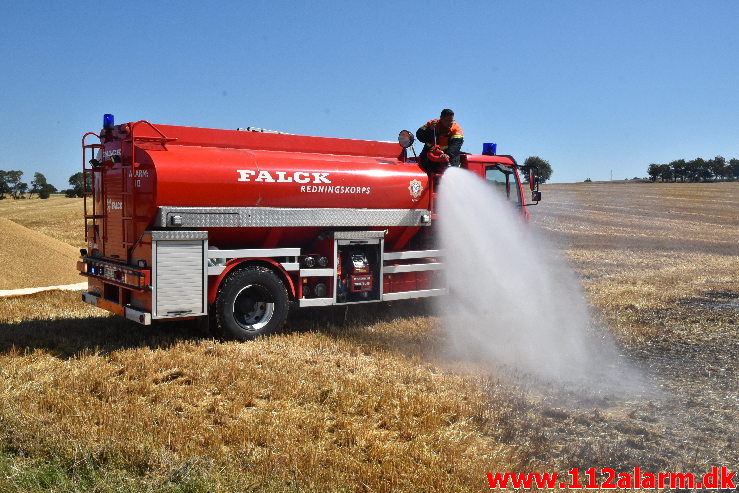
left=0, top=217, right=82, bottom=289
left=0, top=182, right=736, bottom=491
left=0, top=195, right=85, bottom=249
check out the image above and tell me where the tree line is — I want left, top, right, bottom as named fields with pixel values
left=647, top=157, right=739, bottom=182
left=0, top=170, right=85, bottom=199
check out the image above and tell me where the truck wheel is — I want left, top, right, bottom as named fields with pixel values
left=215, top=266, right=289, bottom=340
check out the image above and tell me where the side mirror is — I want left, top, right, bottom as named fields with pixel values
left=532, top=190, right=542, bottom=202
left=398, top=130, right=414, bottom=149
left=529, top=168, right=537, bottom=191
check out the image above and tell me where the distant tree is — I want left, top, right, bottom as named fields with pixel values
left=523, top=156, right=553, bottom=184
left=584, top=178, right=592, bottom=183
left=39, top=183, right=57, bottom=199
left=729, top=158, right=739, bottom=180
left=692, top=158, right=713, bottom=182
left=30, top=172, right=47, bottom=198
left=67, top=172, right=85, bottom=198
left=658, top=164, right=673, bottom=182
left=709, top=156, right=729, bottom=181
left=684, top=159, right=701, bottom=182
left=4, top=170, right=25, bottom=199
left=15, top=181, right=28, bottom=199
left=0, top=171, right=9, bottom=199
left=647, top=163, right=661, bottom=182
left=673, top=159, right=688, bottom=182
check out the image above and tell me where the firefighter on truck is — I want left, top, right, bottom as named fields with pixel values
left=416, top=108, right=464, bottom=172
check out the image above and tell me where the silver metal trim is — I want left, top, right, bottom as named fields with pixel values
left=299, top=297, right=384, bottom=307
left=208, top=248, right=301, bottom=259
left=379, top=237, right=384, bottom=298
left=82, top=292, right=152, bottom=325
left=155, top=206, right=431, bottom=228
left=152, top=241, right=158, bottom=315
left=299, top=297, right=335, bottom=307
left=383, top=263, right=444, bottom=274
left=333, top=235, right=338, bottom=304
left=334, top=230, right=386, bottom=239
left=300, top=268, right=334, bottom=277
left=149, top=230, right=208, bottom=241
left=382, top=288, right=447, bottom=301
left=337, top=239, right=380, bottom=245
left=331, top=299, right=383, bottom=306
left=202, top=239, right=208, bottom=316
left=207, top=262, right=299, bottom=277
left=125, top=306, right=152, bottom=325
left=383, top=249, right=442, bottom=261
left=82, top=292, right=98, bottom=306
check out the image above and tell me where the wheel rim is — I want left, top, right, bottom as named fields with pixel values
left=232, top=284, right=275, bottom=331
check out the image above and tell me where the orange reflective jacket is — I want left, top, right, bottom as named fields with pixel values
left=422, top=119, right=464, bottom=150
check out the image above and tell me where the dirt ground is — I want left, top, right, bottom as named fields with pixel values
left=527, top=181, right=737, bottom=475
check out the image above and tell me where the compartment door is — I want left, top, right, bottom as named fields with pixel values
left=153, top=239, right=207, bottom=318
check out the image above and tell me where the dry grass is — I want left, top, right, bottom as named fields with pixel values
left=0, top=182, right=736, bottom=491
left=0, top=294, right=538, bottom=492
left=0, top=195, right=85, bottom=249
left=0, top=217, right=82, bottom=289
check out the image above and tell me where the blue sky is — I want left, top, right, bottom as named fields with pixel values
left=1, top=1, right=737, bottom=187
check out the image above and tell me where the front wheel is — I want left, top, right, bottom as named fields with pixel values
left=215, top=266, right=290, bottom=340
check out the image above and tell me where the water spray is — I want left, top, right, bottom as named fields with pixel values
left=436, top=168, right=645, bottom=395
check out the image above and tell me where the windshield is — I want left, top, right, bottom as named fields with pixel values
left=485, top=165, right=521, bottom=204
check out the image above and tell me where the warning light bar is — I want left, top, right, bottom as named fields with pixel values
left=482, top=143, right=497, bottom=155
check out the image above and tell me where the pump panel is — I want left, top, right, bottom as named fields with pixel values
left=335, top=231, right=384, bottom=304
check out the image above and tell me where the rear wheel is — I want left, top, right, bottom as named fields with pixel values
left=215, top=266, right=290, bottom=340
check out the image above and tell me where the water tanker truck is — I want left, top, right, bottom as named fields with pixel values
left=78, top=115, right=541, bottom=340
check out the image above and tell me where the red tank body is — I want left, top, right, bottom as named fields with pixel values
left=94, top=123, right=431, bottom=258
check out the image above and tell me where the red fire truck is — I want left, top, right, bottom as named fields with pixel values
left=78, top=115, right=540, bottom=340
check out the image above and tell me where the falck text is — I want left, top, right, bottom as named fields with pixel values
left=236, top=170, right=371, bottom=195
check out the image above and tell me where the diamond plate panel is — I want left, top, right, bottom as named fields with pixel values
left=334, top=231, right=386, bottom=239
left=149, top=230, right=209, bottom=241
left=155, top=207, right=430, bottom=228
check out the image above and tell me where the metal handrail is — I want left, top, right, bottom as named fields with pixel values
left=128, top=120, right=177, bottom=145
left=81, top=132, right=102, bottom=248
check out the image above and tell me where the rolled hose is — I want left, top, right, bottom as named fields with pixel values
left=427, top=145, right=449, bottom=163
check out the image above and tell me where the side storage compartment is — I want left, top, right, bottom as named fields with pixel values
left=151, top=231, right=208, bottom=319
left=335, top=231, right=384, bottom=304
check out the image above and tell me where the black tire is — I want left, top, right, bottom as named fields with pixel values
left=215, top=266, right=290, bottom=341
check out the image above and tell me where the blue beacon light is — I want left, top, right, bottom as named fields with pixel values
left=482, top=143, right=497, bottom=155
left=103, top=114, right=115, bottom=129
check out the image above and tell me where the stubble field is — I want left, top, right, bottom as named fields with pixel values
left=0, top=184, right=736, bottom=492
